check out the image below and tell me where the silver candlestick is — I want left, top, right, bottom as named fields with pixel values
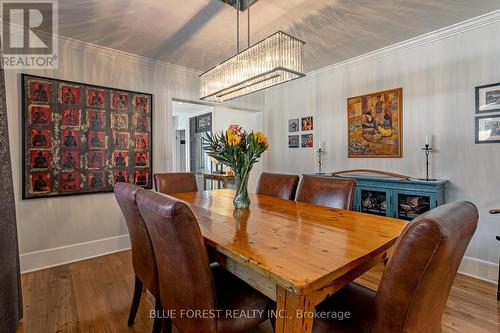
left=420, top=144, right=436, bottom=181
left=315, top=148, right=325, bottom=175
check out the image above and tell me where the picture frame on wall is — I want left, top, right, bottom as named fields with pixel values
left=301, top=116, right=313, bottom=131
left=347, top=87, right=403, bottom=158
left=22, top=74, right=153, bottom=199
left=301, top=133, right=314, bottom=148
left=476, top=82, right=500, bottom=114
left=288, top=118, right=299, bottom=132
left=288, top=135, right=299, bottom=148
left=475, top=114, right=500, bottom=144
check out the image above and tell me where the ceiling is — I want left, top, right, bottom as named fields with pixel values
left=41, top=0, right=500, bottom=72
left=172, top=101, right=212, bottom=116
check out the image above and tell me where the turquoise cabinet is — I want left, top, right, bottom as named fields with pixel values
left=308, top=174, right=447, bottom=221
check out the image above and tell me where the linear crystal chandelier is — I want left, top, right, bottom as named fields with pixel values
left=200, top=1, right=306, bottom=102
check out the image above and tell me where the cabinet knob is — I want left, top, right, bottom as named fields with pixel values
left=489, top=209, right=500, bottom=214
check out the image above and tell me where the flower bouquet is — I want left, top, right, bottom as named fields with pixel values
left=203, top=125, right=269, bottom=208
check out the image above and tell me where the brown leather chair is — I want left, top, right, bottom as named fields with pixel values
left=312, top=201, right=479, bottom=333
left=136, top=190, right=271, bottom=333
left=256, top=172, right=300, bottom=200
left=154, top=172, right=198, bottom=194
left=296, top=175, right=355, bottom=210
left=114, top=183, right=162, bottom=333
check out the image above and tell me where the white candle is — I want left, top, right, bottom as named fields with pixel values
left=425, top=133, right=431, bottom=146
left=317, top=140, right=323, bottom=150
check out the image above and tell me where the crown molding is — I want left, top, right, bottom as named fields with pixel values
left=293, top=9, right=500, bottom=84
left=0, top=19, right=202, bottom=75
left=55, top=34, right=202, bottom=75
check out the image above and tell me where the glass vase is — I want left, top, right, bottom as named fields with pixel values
left=233, top=172, right=251, bottom=209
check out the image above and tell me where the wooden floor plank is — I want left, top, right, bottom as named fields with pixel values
left=15, top=250, right=500, bottom=333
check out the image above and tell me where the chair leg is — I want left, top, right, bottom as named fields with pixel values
left=162, top=317, right=173, bottom=333
left=497, top=256, right=500, bottom=301
left=128, top=275, right=143, bottom=326
left=152, top=298, right=163, bottom=333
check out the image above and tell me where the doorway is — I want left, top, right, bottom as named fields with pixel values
left=172, top=101, right=213, bottom=190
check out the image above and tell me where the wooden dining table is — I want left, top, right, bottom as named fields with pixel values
left=172, top=189, right=406, bottom=333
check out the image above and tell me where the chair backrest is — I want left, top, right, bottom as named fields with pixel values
left=256, top=172, right=300, bottom=200
left=114, top=183, right=158, bottom=295
left=136, top=190, right=217, bottom=333
left=296, top=175, right=355, bottom=210
left=372, top=201, right=478, bottom=333
left=154, top=172, right=198, bottom=194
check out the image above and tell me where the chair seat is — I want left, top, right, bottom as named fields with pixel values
left=212, top=265, right=270, bottom=333
left=313, top=283, right=375, bottom=333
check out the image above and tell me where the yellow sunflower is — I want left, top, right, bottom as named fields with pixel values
left=254, top=131, right=269, bottom=150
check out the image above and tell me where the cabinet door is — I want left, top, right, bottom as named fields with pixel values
left=358, top=186, right=392, bottom=217
left=393, top=190, right=436, bottom=221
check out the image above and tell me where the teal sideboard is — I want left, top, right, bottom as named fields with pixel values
left=307, top=174, right=447, bottom=221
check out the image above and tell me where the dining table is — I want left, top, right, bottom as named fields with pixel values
left=171, top=189, right=406, bottom=333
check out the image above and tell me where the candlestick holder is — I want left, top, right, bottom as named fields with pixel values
left=419, top=144, right=436, bottom=181
left=315, top=148, right=325, bottom=175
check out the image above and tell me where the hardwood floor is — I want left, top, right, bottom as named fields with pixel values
left=16, top=251, right=499, bottom=333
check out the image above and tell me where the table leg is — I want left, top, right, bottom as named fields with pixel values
left=203, top=176, right=207, bottom=191
left=275, top=286, right=315, bottom=333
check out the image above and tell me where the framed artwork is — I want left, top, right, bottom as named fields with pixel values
left=476, top=82, right=500, bottom=114
left=301, top=116, right=313, bottom=131
left=288, top=135, right=299, bottom=148
left=475, top=115, right=500, bottom=144
left=22, top=74, right=153, bottom=199
left=288, top=119, right=299, bottom=132
left=197, top=113, right=212, bottom=132
left=301, top=133, right=313, bottom=148
left=347, top=87, right=403, bottom=158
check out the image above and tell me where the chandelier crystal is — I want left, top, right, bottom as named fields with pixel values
left=200, top=31, right=305, bottom=102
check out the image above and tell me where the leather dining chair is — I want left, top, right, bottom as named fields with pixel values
left=312, top=201, right=478, bottom=333
left=114, top=183, right=162, bottom=333
left=154, top=172, right=198, bottom=194
left=136, top=190, right=271, bottom=333
left=296, top=175, right=356, bottom=210
left=256, top=172, right=300, bottom=200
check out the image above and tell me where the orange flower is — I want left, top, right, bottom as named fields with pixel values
left=227, top=131, right=242, bottom=146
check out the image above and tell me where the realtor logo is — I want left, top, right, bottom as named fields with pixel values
left=1, top=0, right=58, bottom=69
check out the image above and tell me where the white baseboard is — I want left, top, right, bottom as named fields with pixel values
left=459, top=256, right=498, bottom=284
left=20, top=234, right=131, bottom=274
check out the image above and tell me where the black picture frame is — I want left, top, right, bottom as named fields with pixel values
left=22, top=73, right=154, bottom=199
left=475, top=114, right=500, bottom=144
left=475, top=82, right=500, bottom=114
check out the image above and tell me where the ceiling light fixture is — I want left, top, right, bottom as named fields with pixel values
left=200, top=0, right=306, bottom=103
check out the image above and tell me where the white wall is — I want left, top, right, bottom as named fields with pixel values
left=263, top=12, right=500, bottom=282
left=6, top=37, right=201, bottom=272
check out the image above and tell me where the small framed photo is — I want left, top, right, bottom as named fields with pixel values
left=301, top=116, right=313, bottom=131
left=288, top=119, right=299, bottom=132
left=301, top=133, right=314, bottom=148
left=476, top=114, right=500, bottom=144
left=288, top=135, right=299, bottom=148
left=476, top=82, right=500, bottom=114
